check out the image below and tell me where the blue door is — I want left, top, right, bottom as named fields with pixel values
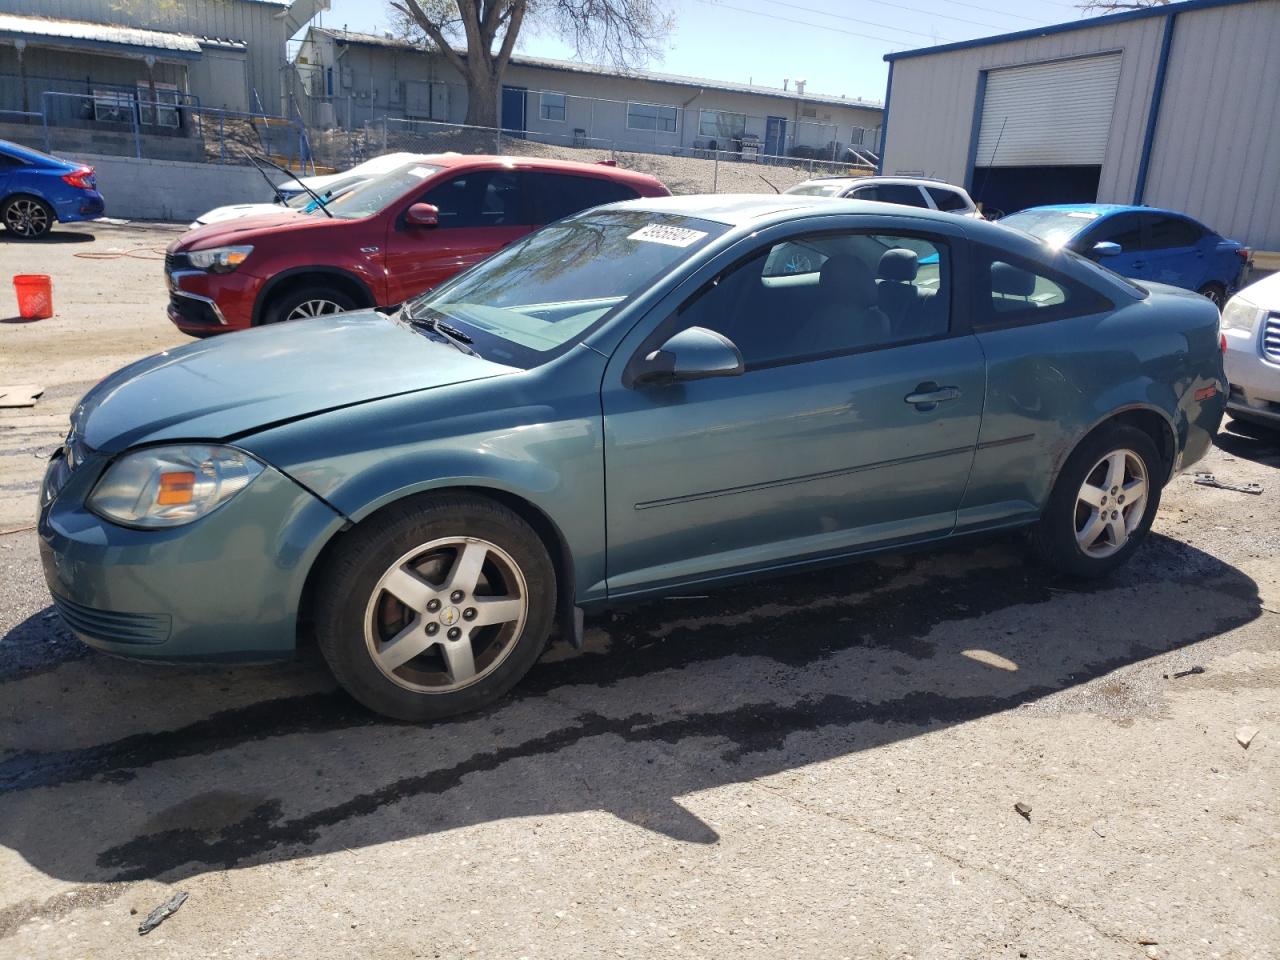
left=1075, top=212, right=1146, bottom=280
left=501, top=86, right=527, bottom=138
left=600, top=227, right=984, bottom=598
left=1139, top=213, right=1208, bottom=290
left=764, top=116, right=787, bottom=157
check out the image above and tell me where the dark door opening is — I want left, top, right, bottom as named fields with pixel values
left=764, top=116, right=787, bottom=157
left=970, top=165, right=1101, bottom=217
left=501, top=86, right=527, bottom=138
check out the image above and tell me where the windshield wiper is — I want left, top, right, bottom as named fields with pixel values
left=403, top=307, right=478, bottom=355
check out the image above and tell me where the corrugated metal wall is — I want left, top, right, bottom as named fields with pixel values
left=881, top=0, right=1280, bottom=250
left=882, top=15, right=1164, bottom=200
left=1145, top=1, right=1280, bottom=250
left=0, top=0, right=290, bottom=111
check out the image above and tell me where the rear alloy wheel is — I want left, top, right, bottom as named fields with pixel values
left=1, top=195, right=54, bottom=240
left=262, top=283, right=356, bottom=325
left=315, top=494, right=556, bottom=721
left=1031, top=424, right=1163, bottom=578
left=1198, top=282, right=1227, bottom=310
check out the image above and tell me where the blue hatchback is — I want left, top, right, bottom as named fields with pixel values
left=1000, top=204, right=1250, bottom=308
left=0, top=139, right=105, bottom=239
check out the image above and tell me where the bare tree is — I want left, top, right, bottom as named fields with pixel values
left=1077, top=0, right=1171, bottom=13
left=389, top=1, right=674, bottom=128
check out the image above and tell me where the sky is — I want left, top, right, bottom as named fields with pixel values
left=315, top=0, right=1097, bottom=103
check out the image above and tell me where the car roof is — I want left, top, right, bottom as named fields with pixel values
left=1024, top=203, right=1200, bottom=221
left=797, top=175, right=965, bottom=190
left=429, top=153, right=664, bottom=187
left=0, top=138, right=69, bottom=167
left=606, top=193, right=965, bottom=227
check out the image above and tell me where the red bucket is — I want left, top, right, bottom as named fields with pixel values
left=13, top=274, right=53, bottom=320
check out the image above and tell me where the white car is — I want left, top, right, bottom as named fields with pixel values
left=784, top=175, right=984, bottom=218
left=188, top=153, right=438, bottom=229
left=1221, top=270, right=1280, bottom=430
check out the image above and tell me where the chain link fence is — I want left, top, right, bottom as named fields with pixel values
left=303, top=116, right=874, bottom=195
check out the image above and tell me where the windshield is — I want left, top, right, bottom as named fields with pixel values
left=406, top=210, right=728, bottom=367
left=1000, top=208, right=1101, bottom=248
left=784, top=180, right=851, bottom=197
left=283, top=175, right=364, bottom=210
left=324, top=162, right=443, bottom=220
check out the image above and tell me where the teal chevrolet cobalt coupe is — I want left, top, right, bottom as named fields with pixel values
left=40, top=195, right=1226, bottom=720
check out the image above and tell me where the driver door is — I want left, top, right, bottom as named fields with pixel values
left=382, top=168, right=534, bottom=304
left=600, top=226, right=985, bottom=598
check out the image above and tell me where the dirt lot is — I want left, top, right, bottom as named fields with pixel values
left=1, top=223, right=1278, bottom=959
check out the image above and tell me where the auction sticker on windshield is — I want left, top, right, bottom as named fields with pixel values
left=628, top=224, right=709, bottom=247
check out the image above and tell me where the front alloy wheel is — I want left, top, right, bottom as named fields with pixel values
left=315, top=494, right=556, bottom=721
left=365, top=537, right=528, bottom=693
left=285, top=298, right=345, bottom=321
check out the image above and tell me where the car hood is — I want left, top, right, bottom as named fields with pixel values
left=192, top=202, right=283, bottom=226
left=174, top=209, right=334, bottom=250
left=72, top=311, right=519, bottom=454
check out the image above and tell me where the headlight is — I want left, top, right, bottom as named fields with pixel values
left=1221, top=295, right=1262, bottom=333
left=88, top=444, right=263, bottom=528
left=187, top=245, right=253, bottom=273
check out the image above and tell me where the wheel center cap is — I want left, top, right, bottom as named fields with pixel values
left=439, top=605, right=461, bottom=626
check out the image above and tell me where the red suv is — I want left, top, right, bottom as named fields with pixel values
left=165, top=154, right=670, bottom=334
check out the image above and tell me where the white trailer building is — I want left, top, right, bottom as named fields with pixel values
left=878, top=0, right=1280, bottom=253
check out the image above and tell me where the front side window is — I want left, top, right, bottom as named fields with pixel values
left=539, top=92, right=566, bottom=122
left=670, top=231, right=951, bottom=369
left=627, top=102, right=678, bottom=132
left=406, top=211, right=727, bottom=366
left=527, top=173, right=638, bottom=224
left=699, top=109, right=747, bottom=141
left=420, top=169, right=525, bottom=228
left=1085, top=213, right=1142, bottom=251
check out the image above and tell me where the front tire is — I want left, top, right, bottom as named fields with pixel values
left=1031, top=424, right=1163, bottom=578
left=1, top=194, right=54, bottom=240
left=261, top=283, right=356, bottom=325
left=314, top=494, right=556, bottom=721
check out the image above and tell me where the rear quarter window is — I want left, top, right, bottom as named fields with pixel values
left=973, top=245, right=1113, bottom=329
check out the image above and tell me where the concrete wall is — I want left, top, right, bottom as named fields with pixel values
left=881, top=15, right=1164, bottom=200
left=73, top=153, right=269, bottom=221
left=1144, top=0, right=1280, bottom=251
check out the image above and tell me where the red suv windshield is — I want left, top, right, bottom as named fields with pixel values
left=325, top=162, right=442, bottom=219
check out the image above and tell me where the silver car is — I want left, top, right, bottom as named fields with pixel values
left=784, top=175, right=983, bottom=219
left=1222, top=271, right=1280, bottom=429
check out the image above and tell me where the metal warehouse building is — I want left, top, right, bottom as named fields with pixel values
left=878, top=0, right=1280, bottom=253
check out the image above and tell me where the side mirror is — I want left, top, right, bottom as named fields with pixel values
left=406, top=202, right=439, bottom=227
left=634, top=326, right=744, bottom=386
left=1091, top=241, right=1122, bottom=258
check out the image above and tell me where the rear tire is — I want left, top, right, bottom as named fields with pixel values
left=313, top=494, right=556, bottom=721
left=1, top=194, right=54, bottom=240
left=1031, top=424, right=1163, bottom=579
left=261, top=283, right=356, bottom=325
left=1198, top=282, right=1227, bottom=310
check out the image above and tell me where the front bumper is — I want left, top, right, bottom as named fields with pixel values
left=1224, top=326, right=1280, bottom=423
left=164, top=262, right=260, bottom=334
left=39, top=452, right=347, bottom=662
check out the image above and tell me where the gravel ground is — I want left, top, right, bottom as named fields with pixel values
left=1, top=223, right=1278, bottom=959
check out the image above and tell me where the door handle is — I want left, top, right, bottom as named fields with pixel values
left=905, top=383, right=961, bottom=410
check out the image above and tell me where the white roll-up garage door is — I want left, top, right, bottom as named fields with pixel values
left=975, top=54, right=1122, bottom=167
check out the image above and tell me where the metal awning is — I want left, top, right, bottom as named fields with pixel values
left=0, top=13, right=245, bottom=60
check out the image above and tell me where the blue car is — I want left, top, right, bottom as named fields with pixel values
left=999, top=204, right=1250, bottom=308
left=0, top=139, right=105, bottom=240
left=40, top=195, right=1226, bottom=720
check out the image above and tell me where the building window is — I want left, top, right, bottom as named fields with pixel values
left=627, top=101, right=678, bottom=132
left=92, top=89, right=134, bottom=124
left=699, top=109, right=747, bottom=140
left=539, top=92, right=566, bottom=122
left=136, top=82, right=181, bottom=128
